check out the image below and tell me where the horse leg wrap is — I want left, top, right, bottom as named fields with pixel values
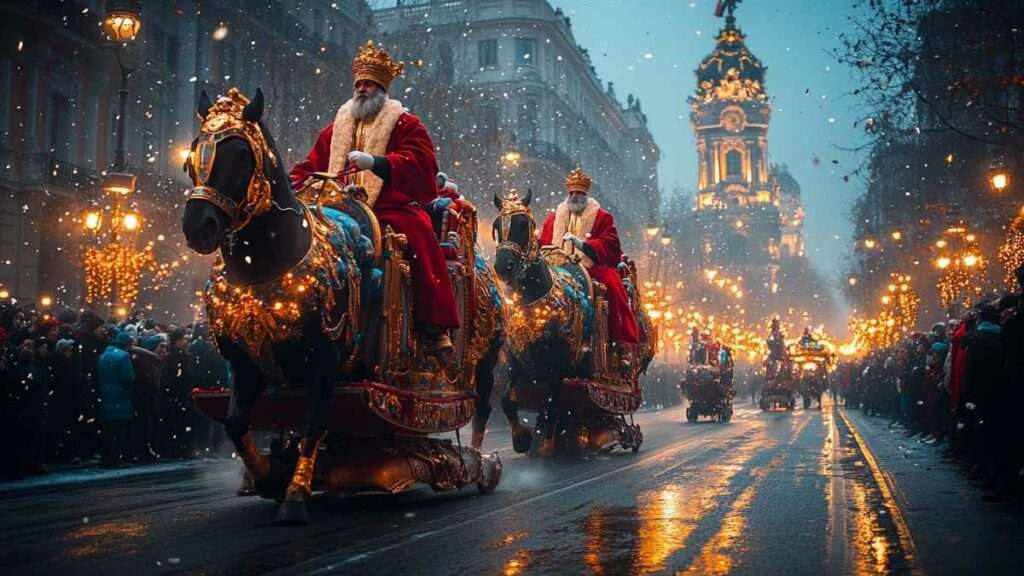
left=284, top=433, right=325, bottom=502
left=239, top=432, right=270, bottom=481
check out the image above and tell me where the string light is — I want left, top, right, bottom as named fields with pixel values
left=999, top=211, right=1024, bottom=291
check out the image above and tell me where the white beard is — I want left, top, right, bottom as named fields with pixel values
left=567, top=194, right=588, bottom=214
left=351, top=90, right=387, bottom=121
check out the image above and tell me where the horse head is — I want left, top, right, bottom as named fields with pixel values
left=182, top=87, right=277, bottom=254
left=491, top=189, right=535, bottom=285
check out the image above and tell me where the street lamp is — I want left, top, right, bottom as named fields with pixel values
left=83, top=210, right=103, bottom=232
left=990, top=168, right=1010, bottom=193
left=103, top=0, right=143, bottom=42
left=104, top=0, right=142, bottom=175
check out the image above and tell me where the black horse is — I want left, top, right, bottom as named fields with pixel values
left=183, top=88, right=349, bottom=524
left=490, top=190, right=597, bottom=455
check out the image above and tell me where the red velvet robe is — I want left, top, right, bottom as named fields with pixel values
left=290, top=115, right=459, bottom=328
left=539, top=207, right=639, bottom=343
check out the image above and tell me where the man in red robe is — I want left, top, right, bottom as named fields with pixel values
left=290, top=41, right=458, bottom=355
left=538, top=167, right=639, bottom=344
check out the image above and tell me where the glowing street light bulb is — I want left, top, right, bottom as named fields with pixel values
left=40, top=296, right=52, bottom=307
left=83, top=211, right=102, bottom=231
left=990, top=170, right=1009, bottom=193
left=962, top=254, right=979, bottom=267
left=936, top=256, right=951, bottom=269
left=864, top=239, right=877, bottom=249
left=122, top=212, right=140, bottom=231
left=891, top=230, right=902, bottom=241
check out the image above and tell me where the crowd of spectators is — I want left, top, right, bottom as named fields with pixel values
left=0, top=304, right=231, bottom=479
left=839, top=264, right=1024, bottom=503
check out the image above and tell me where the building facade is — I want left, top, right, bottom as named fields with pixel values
left=373, top=0, right=660, bottom=247
left=0, top=0, right=369, bottom=314
left=687, top=9, right=781, bottom=299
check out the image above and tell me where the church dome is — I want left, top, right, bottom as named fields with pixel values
left=694, top=15, right=767, bottom=104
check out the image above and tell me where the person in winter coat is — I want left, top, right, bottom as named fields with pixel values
left=49, top=338, right=79, bottom=462
left=97, top=331, right=136, bottom=467
left=161, top=328, right=193, bottom=458
left=130, top=335, right=165, bottom=461
left=963, top=305, right=1004, bottom=491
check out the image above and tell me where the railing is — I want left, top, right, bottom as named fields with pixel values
left=17, top=153, right=99, bottom=194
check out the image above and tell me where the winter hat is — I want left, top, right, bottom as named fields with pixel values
left=113, top=331, right=134, bottom=348
left=141, top=334, right=166, bottom=351
left=55, top=338, right=75, bottom=355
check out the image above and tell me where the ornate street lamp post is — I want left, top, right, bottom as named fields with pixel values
left=103, top=0, right=142, bottom=175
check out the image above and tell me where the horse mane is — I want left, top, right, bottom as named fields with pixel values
left=258, top=120, right=293, bottom=198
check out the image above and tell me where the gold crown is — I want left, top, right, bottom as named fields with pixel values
left=353, top=41, right=404, bottom=91
left=565, top=167, right=592, bottom=194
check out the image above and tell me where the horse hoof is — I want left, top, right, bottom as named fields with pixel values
left=275, top=500, right=309, bottom=525
left=512, top=429, right=532, bottom=454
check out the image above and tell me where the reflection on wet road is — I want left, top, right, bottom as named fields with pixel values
left=0, top=404, right=935, bottom=575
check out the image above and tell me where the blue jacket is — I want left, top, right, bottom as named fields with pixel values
left=97, top=345, right=135, bottom=422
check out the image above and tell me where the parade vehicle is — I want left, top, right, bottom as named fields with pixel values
left=680, top=362, right=735, bottom=422
left=182, top=88, right=503, bottom=524
left=485, top=191, right=654, bottom=457
left=759, top=357, right=797, bottom=411
left=789, top=340, right=834, bottom=409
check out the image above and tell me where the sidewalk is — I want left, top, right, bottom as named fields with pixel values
left=843, top=408, right=1024, bottom=575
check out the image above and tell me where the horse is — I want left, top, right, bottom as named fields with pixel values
left=488, top=190, right=650, bottom=456
left=182, top=88, right=352, bottom=523
left=183, top=88, right=504, bottom=523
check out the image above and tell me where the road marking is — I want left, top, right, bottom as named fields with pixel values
left=838, top=408, right=923, bottom=576
left=825, top=407, right=850, bottom=575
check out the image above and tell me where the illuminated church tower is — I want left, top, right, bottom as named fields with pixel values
left=689, top=2, right=781, bottom=298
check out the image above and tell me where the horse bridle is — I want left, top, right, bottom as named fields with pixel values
left=493, top=198, right=539, bottom=262
left=185, top=99, right=277, bottom=233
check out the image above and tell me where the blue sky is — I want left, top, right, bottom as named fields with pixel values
left=549, top=0, right=868, bottom=285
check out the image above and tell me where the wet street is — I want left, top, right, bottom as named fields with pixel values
left=2, top=402, right=1022, bottom=575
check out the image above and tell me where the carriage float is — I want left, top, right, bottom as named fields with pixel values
left=183, top=89, right=502, bottom=523
left=680, top=363, right=735, bottom=422
left=790, top=340, right=834, bottom=409
left=487, top=192, right=654, bottom=457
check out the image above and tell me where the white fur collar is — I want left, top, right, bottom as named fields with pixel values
left=551, top=197, right=600, bottom=267
left=327, top=97, right=405, bottom=206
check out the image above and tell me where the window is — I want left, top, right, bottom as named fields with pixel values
left=48, top=94, right=70, bottom=161
left=478, top=39, right=497, bottom=69
left=725, top=149, right=742, bottom=178
left=167, top=37, right=180, bottom=74
left=515, top=38, right=536, bottom=66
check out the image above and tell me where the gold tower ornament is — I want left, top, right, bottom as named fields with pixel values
left=352, top=41, right=405, bottom=91
left=565, top=167, right=593, bottom=194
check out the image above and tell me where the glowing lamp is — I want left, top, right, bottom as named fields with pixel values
left=646, top=226, right=661, bottom=239
left=40, top=296, right=52, bottom=307
left=936, top=256, right=951, bottom=269
left=990, top=169, right=1010, bottom=193
left=891, top=231, right=902, bottom=241
left=660, top=235, right=672, bottom=247
left=864, top=239, right=877, bottom=249
left=0, top=290, right=8, bottom=299
left=83, top=211, right=102, bottom=231
left=122, top=212, right=140, bottom=231
left=103, top=0, right=143, bottom=43
left=962, top=254, right=979, bottom=267
left=102, top=172, right=137, bottom=196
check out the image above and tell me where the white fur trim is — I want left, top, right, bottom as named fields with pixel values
left=327, top=97, right=405, bottom=206
left=551, top=197, right=600, bottom=268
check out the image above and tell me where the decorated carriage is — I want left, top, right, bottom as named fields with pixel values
left=789, top=340, right=834, bottom=409
left=759, top=357, right=797, bottom=411
left=680, top=362, right=734, bottom=423
left=489, top=191, right=654, bottom=457
left=184, top=88, right=502, bottom=524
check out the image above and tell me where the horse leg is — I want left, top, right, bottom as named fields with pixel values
left=277, top=343, right=336, bottom=525
left=471, top=337, right=501, bottom=449
left=502, top=359, right=532, bottom=454
left=223, top=358, right=270, bottom=486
